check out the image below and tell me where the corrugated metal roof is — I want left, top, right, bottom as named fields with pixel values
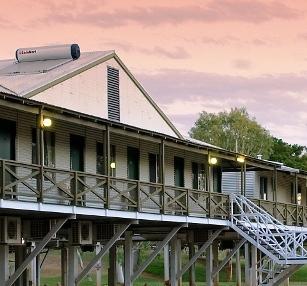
left=0, top=50, right=114, bottom=97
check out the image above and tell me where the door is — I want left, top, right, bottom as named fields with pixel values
left=127, top=147, right=139, bottom=180
left=70, top=135, right=84, bottom=172
left=174, top=156, right=184, bottom=187
left=0, top=119, right=16, bottom=160
left=0, top=119, right=16, bottom=196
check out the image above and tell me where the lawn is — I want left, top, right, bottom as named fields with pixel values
left=39, top=250, right=307, bottom=285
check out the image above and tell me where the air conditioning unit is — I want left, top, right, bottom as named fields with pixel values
left=93, top=223, right=115, bottom=242
left=23, top=219, right=61, bottom=241
left=0, top=217, right=21, bottom=244
left=70, top=221, right=93, bottom=245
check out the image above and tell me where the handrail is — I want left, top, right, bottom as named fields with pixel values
left=230, top=194, right=307, bottom=263
left=0, top=159, right=307, bottom=226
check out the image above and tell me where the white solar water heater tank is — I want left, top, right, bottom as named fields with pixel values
left=15, top=44, right=80, bottom=62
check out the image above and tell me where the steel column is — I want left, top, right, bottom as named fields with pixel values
left=206, top=231, right=213, bottom=286
left=108, top=245, right=116, bottom=286
left=170, top=236, right=178, bottom=286
left=124, top=231, right=133, bottom=286
left=188, top=231, right=196, bottom=286
left=251, top=245, right=257, bottom=286
left=213, top=241, right=219, bottom=286
left=61, top=247, right=68, bottom=286
left=0, top=245, right=9, bottom=285
left=244, top=243, right=251, bottom=286
left=236, top=250, right=241, bottom=286
left=68, top=246, right=78, bottom=286
left=30, top=242, right=37, bottom=286
left=96, top=242, right=102, bottom=286
left=164, top=245, right=170, bottom=285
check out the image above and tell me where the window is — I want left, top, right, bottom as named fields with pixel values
left=291, top=182, right=301, bottom=204
left=260, top=176, right=268, bottom=200
left=192, top=162, right=205, bottom=190
left=107, top=66, right=120, bottom=121
left=32, top=129, right=55, bottom=167
left=96, top=142, right=104, bottom=175
left=212, top=166, right=222, bottom=193
left=127, top=147, right=139, bottom=180
left=110, top=145, right=116, bottom=176
left=149, top=153, right=160, bottom=183
left=174, top=156, right=184, bottom=187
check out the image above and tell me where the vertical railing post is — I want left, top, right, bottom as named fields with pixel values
left=38, top=109, right=44, bottom=202
left=186, top=189, right=189, bottom=215
left=73, top=171, right=78, bottom=206
left=1, top=160, right=5, bottom=199
left=207, top=152, right=212, bottom=218
left=104, top=125, right=110, bottom=209
left=137, top=181, right=141, bottom=212
left=160, top=139, right=165, bottom=214
left=273, top=167, right=277, bottom=219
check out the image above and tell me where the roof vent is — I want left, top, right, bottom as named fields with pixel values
left=15, top=44, right=80, bottom=62
left=257, top=154, right=263, bottom=160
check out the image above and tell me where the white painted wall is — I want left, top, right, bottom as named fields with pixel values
left=32, top=58, right=179, bottom=138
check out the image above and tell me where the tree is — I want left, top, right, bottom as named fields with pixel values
left=269, top=138, right=307, bottom=170
left=189, top=107, right=273, bottom=159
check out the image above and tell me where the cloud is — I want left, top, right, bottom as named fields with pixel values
left=232, top=59, right=252, bottom=70
left=34, top=0, right=300, bottom=28
left=137, top=69, right=307, bottom=144
left=140, top=46, right=190, bottom=59
left=101, top=41, right=190, bottom=59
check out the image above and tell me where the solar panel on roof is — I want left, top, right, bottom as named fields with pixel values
left=0, top=58, right=73, bottom=75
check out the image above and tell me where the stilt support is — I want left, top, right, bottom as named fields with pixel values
left=0, top=245, right=9, bottom=285
left=108, top=245, right=116, bottom=286
left=164, top=245, right=170, bottom=285
left=6, top=217, right=69, bottom=286
left=124, top=231, right=133, bottom=286
left=272, top=265, right=301, bottom=286
left=177, top=228, right=225, bottom=279
left=131, top=224, right=183, bottom=283
left=68, top=246, right=78, bottom=286
left=212, top=239, right=246, bottom=279
left=76, top=224, right=131, bottom=284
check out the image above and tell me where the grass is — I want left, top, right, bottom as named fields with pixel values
left=39, top=250, right=307, bottom=285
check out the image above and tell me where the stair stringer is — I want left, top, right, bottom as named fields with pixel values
left=229, top=194, right=307, bottom=265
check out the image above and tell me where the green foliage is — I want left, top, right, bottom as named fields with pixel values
left=269, top=138, right=307, bottom=171
left=189, top=107, right=273, bottom=159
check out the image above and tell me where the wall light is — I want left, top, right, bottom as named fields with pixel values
left=236, top=156, right=245, bottom=163
left=209, top=157, right=218, bottom=165
left=42, top=118, right=52, bottom=128
left=110, top=162, right=116, bottom=169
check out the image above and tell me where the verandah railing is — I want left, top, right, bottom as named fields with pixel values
left=0, top=159, right=306, bottom=226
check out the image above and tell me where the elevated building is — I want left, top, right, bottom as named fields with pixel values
left=0, top=44, right=306, bottom=286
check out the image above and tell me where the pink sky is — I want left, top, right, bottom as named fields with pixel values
left=1, top=0, right=307, bottom=145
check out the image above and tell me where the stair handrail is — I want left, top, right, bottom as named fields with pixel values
left=229, top=193, right=307, bottom=262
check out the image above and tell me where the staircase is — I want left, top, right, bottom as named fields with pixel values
left=229, top=194, right=307, bottom=285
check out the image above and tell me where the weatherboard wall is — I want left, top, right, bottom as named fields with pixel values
left=31, top=58, right=178, bottom=138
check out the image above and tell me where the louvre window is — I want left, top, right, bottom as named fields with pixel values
left=107, top=66, right=120, bottom=121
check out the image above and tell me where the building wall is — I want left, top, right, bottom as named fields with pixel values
left=32, top=58, right=179, bottom=138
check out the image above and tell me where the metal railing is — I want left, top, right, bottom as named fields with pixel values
left=230, top=194, right=307, bottom=264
